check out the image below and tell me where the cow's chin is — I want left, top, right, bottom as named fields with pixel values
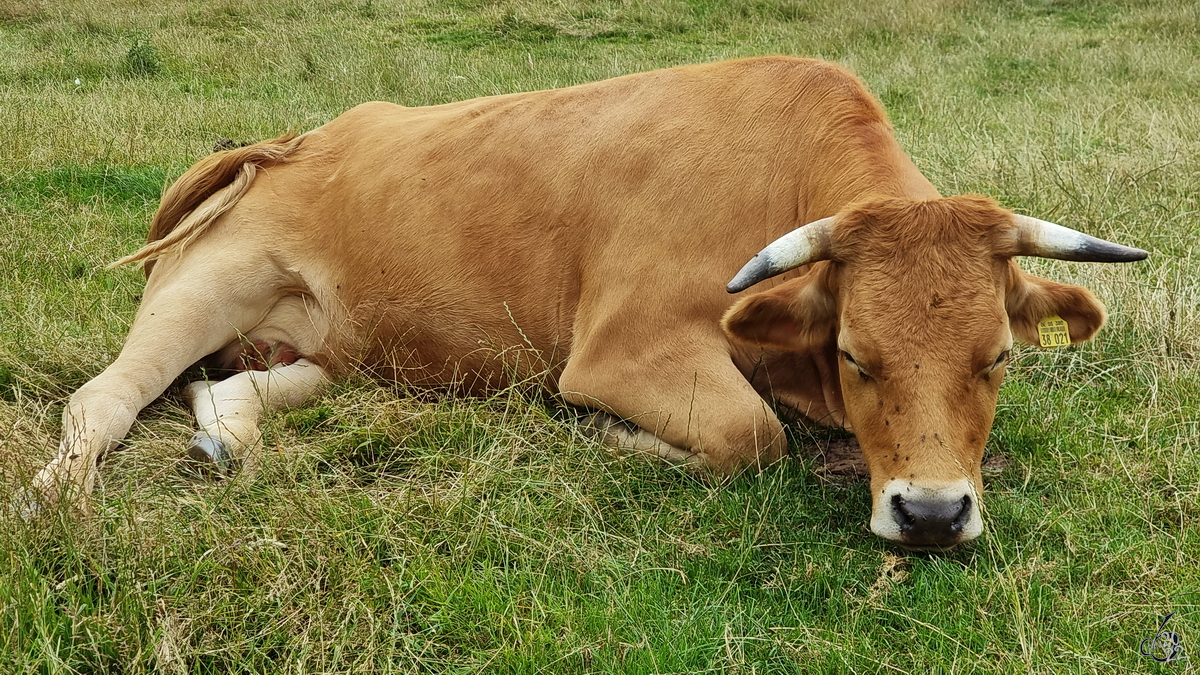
left=869, top=477, right=983, bottom=550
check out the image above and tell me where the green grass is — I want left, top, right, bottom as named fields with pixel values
left=2, top=0, right=1199, bottom=672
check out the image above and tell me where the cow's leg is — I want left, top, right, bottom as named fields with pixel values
left=580, top=412, right=697, bottom=465
left=24, top=259, right=276, bottom=515
left=559, top=338, right=787, bottom=475
left=183, top=359, right=330, bottom=476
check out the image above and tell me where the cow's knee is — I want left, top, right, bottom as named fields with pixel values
left=559, top=349, right=787, bottom=475
left=689, top=412, right=787, bottom=475
left=578, top=409, right=786, bottom=476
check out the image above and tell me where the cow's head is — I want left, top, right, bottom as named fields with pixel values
left=722, top=195, right=1146, bottom=549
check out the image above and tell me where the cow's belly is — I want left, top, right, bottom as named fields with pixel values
left=308, top=290, right=572, bottom=394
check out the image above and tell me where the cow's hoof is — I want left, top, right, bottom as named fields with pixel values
left=10, top=485, right=93, bottom=520
left=186, top=433, right=232, bottom=475
left=10, top=488, right=44, bottom=520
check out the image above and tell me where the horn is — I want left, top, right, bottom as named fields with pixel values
left=1013, top=215, right=1148, bottom=262
left=726, top=216, right=836, bottom=293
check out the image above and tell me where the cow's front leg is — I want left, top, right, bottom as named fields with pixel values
left=560, top=334, right=788, bottom=475
left=580, top=412, right=699, bottom=465
left=184, top=358, right=330, bottom=477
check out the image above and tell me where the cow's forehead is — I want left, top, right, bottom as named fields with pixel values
left=829, top=195, right=1014, bottom=327
left=829, top=194, right=1015, bottom=263
left=839, top=289, right=1008, bottom=358
left=833, top=246, right=1012, bottom=354
left=836, top=243, right=1008, bottom=317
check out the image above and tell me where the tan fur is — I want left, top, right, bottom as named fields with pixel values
left=33, top=58, right=1130, bottom=546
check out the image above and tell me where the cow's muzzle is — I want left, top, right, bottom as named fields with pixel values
left=871, top=478, right=982, bottom=549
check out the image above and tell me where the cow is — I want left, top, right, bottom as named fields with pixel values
left=25, top=57, right=1146, bottom=549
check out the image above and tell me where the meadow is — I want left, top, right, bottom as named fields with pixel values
left=1, top=0, right=1198, bottom=672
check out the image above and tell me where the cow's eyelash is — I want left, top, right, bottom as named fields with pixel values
left=992, top=350, right=1010, bottom=369
left=842, top=351, right=871, bottom=381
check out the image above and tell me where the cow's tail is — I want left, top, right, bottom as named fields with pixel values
left=110, top=132, right=305, bottom=273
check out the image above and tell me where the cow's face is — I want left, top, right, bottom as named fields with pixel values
left=723, top=196, right=1135, bottom=548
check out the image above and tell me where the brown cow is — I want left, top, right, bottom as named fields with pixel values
left=27, top=57, right=1145, bottom=548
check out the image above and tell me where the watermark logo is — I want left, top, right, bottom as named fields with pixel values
left=1140, top=612, right=1185, bottom=664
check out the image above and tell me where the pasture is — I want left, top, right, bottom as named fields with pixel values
left=1, top=0, right=1198, bottom=672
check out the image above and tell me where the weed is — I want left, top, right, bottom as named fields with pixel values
left=124, top=34, right=161, bottom=76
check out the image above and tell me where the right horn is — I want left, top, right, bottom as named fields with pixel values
left=727, top=216, right=836, bottom=293
left=1012, top=215, right=1148, bottom=262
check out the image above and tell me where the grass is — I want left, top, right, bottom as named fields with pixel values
left=2, top=0, right=1199, bottom=672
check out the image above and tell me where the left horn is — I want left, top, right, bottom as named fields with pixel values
left=1013, top=215, right=1148, bottom=262
left=727, top=216, right=835, bottom=293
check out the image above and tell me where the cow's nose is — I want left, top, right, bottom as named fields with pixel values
left=870, top=478, right=982, bottom=548
left=891, top=493, right=971, bottom=546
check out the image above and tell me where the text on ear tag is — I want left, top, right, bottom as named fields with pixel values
left=1037, top=315, right=1071, bottom=348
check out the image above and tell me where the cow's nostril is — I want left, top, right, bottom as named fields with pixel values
left=891, top=494, right=914, bottom=531
left=950, top=495, right=971, bottom=533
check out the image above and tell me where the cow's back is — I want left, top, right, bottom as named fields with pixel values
left=222, top=57, right=934, bottom=389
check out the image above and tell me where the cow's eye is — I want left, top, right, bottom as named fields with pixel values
left=842, top=351, right=871, bottom=381
left=991, top=350, right=1010, bottom=370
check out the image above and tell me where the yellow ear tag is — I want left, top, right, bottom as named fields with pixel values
left=1037, top=315, right=1071, bottom=348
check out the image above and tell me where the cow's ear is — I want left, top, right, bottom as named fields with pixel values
left=1006, top=270, right=1107, bottom=345
left=722, top=271, right=836, bottom=351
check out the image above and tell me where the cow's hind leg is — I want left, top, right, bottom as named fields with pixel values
left=183, top=359, right=331, bottom=476
left=23, top=255, right=278, bottom=516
